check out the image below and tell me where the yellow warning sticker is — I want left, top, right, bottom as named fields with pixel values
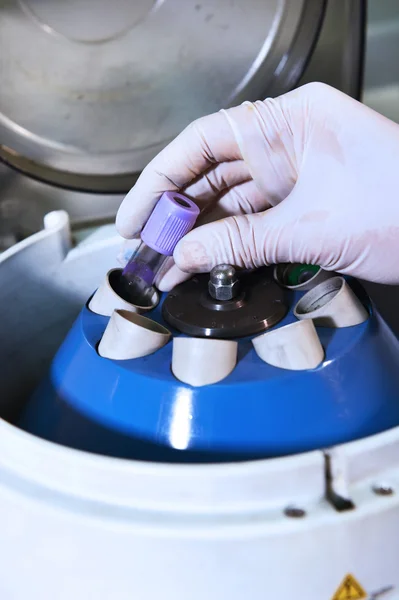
left=331, top=574, right=367, bottom=600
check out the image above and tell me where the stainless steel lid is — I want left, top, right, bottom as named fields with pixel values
left=0, top=0, right=325, bottom=192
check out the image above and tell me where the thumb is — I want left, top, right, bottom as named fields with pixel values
left=173, top=201, right=326, bottom=273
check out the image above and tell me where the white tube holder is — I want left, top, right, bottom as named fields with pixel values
left=252, top=320, right=324, bottom=371
left=43, top=210, right=72, bottom=258
left=294, top=276, right=368, bottom=328
left=274, top=263, right=334, bottom=291
left=98, top=309, right=171, bottom=360
left=89, top=268, right=159, bottom=317
left=172, top=337, right=238, bottom=387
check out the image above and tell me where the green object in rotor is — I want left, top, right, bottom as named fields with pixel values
left=285, top=264, right=320, bottom=286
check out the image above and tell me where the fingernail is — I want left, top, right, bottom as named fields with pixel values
left=154, top=257, right=175, bottom=290
left=157, top=278, right=175, bottom=293
left=157, top=265, right=191, bottom=291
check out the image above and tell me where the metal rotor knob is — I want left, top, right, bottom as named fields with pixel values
left=208, top=264, right=240, bottom=301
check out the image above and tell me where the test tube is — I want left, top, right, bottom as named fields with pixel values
left=118, top=191, right=200, bottom=306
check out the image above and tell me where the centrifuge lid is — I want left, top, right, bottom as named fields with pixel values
left=0, top=0, right=325, bottom=192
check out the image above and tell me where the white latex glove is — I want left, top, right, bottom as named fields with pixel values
left=116, top=82, right=399, bottom=291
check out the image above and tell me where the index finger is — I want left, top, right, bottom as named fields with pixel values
left=116, top=109, right=240, bottom=238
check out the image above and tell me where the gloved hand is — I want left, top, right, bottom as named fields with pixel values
left=116, top=82, right=399, bottom=290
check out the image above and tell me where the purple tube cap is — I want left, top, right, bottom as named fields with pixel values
left=141, top=191, right=200, bottom=256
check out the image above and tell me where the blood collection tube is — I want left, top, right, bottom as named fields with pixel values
left=118, top=191, right=199, bottom=305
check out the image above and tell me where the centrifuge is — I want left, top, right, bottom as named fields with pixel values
left=0, top=209, right=399, bottom=600
left=2, top=1, right=398, bottom=598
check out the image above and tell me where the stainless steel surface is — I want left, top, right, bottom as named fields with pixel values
left=0, top=0, right=365, bottom=245
left=0, top=0, right=324, bottom=191
left=365, top=1, right=399, bottom=90
left=208, top=264, right=239, bottom=301
left=0, top=161, right=122, bottom=238
left=297, top=0, right=365, bottom=99
left=363, top=0, right=399, bottom=123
